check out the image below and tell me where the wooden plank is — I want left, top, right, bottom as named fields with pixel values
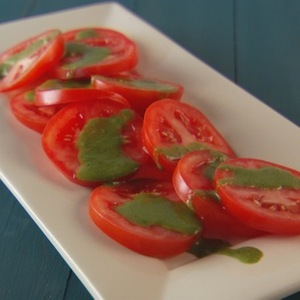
left=235, top=2, right=300, bottom=298
left=235, top=0, right=300, bottom=126
left=64, top=273, right=93, bottom=300
left=134, top=0, right=235, bottom=80
left=26, top=0, right=137, bottom=18
left=0, top=0, right=33, bottom=23
left=0, top=181, right=70, bottom=299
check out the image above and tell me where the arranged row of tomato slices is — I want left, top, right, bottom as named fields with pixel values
left=1, top=27, right=300, bottom=258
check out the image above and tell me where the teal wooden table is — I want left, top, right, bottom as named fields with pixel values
left=0, top=1, right=299, bottom=299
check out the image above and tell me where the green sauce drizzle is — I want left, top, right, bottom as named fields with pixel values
left=62, top=42, right=110, bottom=76
left=116, top=193, right=202, bottom=235
left=155, top=143, right=227, bottom=170
left=24, top=90, right=35, bottom=103
left=126, top=78, right=176, bottom=91
left=96, top=76, right=177, bottom=92
left=203, top=153, right=229, bottom=180
left=155, top=142, right=212, bottom=165
left=188, top=238, right=263, bottom=264
left=38, top=79, right=91, bottom=90
left=188, top=238, right=230, bottom=258
left=218, top=246, right=263, bottom=264
left=194, top=190, right=220, bottom=203
left=75, top=29, right=100, bottom=40
left=76, top=109, right=139, bottom=182
left=218, top=165, right=300, bottom=189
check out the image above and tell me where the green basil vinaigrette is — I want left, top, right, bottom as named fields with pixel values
left=62, top=42, right=110, bottom=76
left=218, top=165, right=300, bottom=189
left=156, top=142, right=212, bottom=162
left=156, top=143, right=228, bottom=166
left=38, top=78, right=91, bottom=90
left=194, top=190, right=220, bottom=202
left=24, top=90, right=35, bottom=102
left=75, top=29, right=100, bottom=40
left=97, top=76, right=177, bottom=92
left=76, top=109, right=139, bottom=182
left=203, top=153, right=229, bottom=180
left=188, top=238, right=263, bottom=264
left=116, top=193, right=202, bottom=235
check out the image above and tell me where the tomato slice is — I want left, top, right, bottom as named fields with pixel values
left=89, top=179, right=202, bottom=257
left=42, top=99, right=148, bottom=186
left=214, top=158, right=300, bottom=235
left=172, top=150, right=263, bottom=239
left=9, top=90, right=62, bottom=133
left=91, top=74, right=183, bottom=115
left=51, top=27, right=138, bottom=79
left=0, top=29, right=64, bottom=92
left=34, top=78, right=130, bottom=107
left=142, top=99, right=235, bottom=172
left=131, top=156, right=172, bottom=181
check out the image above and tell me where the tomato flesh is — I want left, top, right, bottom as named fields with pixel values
left=89, top=179, right=202, bottom=257
left=215, top=158, right=300, bottom=235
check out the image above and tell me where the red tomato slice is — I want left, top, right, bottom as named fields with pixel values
left=89, top=179, right=202, bottom=257
left=214, top=158, right=300, bottom=235
left=51, top=27, right=138, bottom=79
left=9, top=90, right=62, bottom=133
left=0, top=29, right=64, bottom=92
left=42, top=99, right=148, bottom=186
left=142, top=99, right=235, bottom=172
left=91, top=74, right=183, bottom=115
left=173, top=150, right=263, bottom=239
left=131, top=156, right=172, bottom=181
left=34, top=78, right=130, bottom=107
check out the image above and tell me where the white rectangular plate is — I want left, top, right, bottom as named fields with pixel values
left=1, top=2, right=300, bottom=299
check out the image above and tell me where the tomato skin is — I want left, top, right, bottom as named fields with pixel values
left=34, top=78, right=130, bottom=107
left=89, top=179, right=201, bottom=257
left=51, top=27, right=138, bottom=79
left=91, top=74, right=183, bottom=115
left=214, top=158, right=300, bottom=235
left=142, top=99, right=235, bottom=172
left=42, top=99, right=147, bottom=186
left=0, top=29, right=64, bottom=92
left=9, top=90, right=62, bottom=133
left=172, top=150, right=263, bottom=239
